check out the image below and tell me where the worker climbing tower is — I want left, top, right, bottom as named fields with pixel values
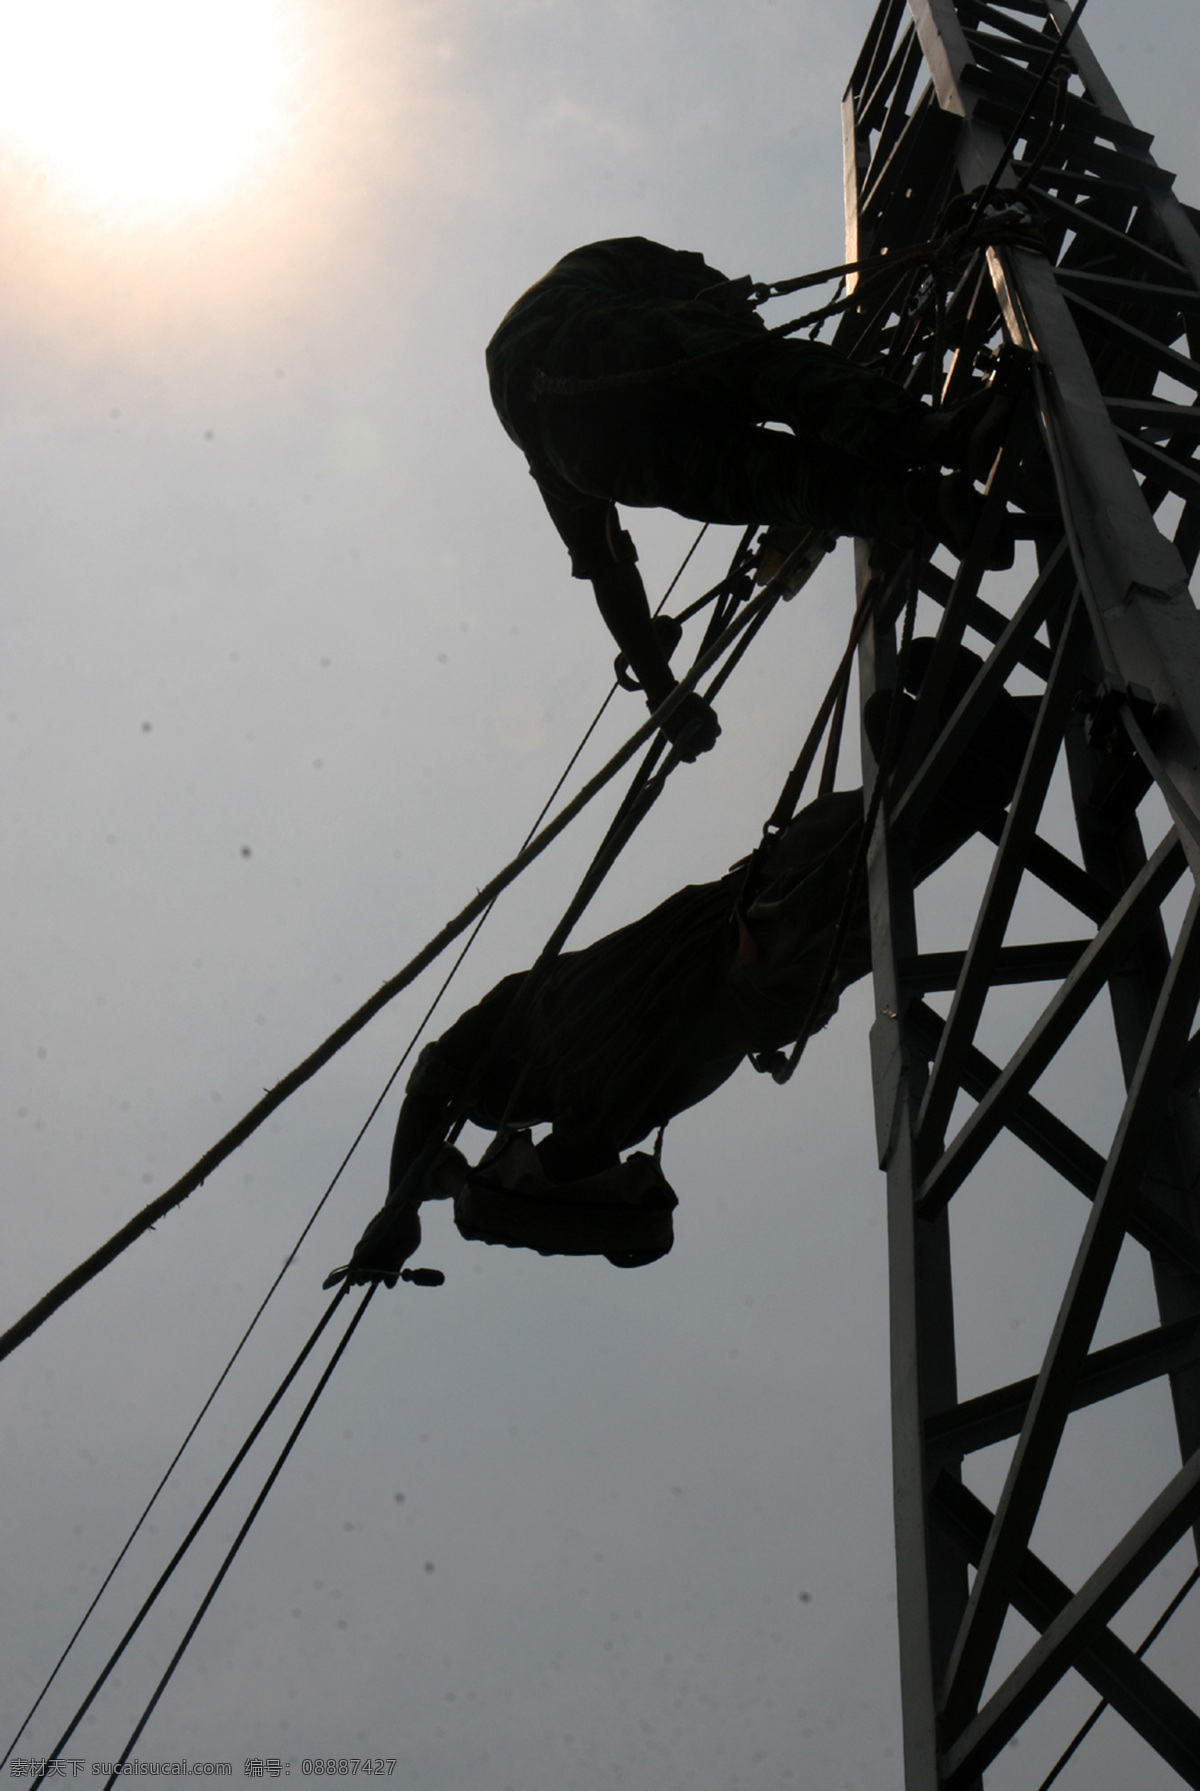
left=838, top=0, right=1200, bottom=1783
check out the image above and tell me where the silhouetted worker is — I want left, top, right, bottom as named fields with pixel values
left=343, top=643, right=1029, bottom=1283
left=487, top=237, right=1011, bottom=761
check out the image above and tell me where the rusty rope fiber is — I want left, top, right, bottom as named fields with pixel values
left=3, top=524, right=727, bottom=1757
left=102, top=1284, right=377, bottom=1789
left=35, top=1283, right=352, bottom=1770
left=0, top=561, right=783, bottom=1363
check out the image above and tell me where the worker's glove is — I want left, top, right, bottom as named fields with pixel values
left=322, top=1198, right=444, bottom=1290
left=657, top=691, right=720, bottom=762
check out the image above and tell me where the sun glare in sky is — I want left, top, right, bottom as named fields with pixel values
left=0, top=0, right=298, bottom=219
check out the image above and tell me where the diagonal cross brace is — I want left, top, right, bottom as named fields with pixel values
left=917, top=828, right=1186, bottom=1218
left=915, top=592, right=1088, bottom=1156
left=931, top=1473, right=1200, bottom=1788
left=939, top=1447, right=1200, bottom=1786
left=939, top=887, right=1200, bottom=1737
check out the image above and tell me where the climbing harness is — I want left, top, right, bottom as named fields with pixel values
left=328, top=545, right=798, bottom=1288
left=0, top=546, right=785, bottom=1362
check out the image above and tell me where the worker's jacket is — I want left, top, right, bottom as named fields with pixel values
left=409, top=791, right=872, bottom=1157
left=486, top=236, right=765, bottom=578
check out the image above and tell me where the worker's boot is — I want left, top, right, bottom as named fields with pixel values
left=902, top=350, right=1026, bottom=480
left=905, top=469, right=1015, bottom=570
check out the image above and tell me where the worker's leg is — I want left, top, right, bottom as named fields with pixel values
left=542, top=401, right=923, bottom=543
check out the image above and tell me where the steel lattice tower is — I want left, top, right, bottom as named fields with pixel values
left=837, top=1, right=1200, bottom=1783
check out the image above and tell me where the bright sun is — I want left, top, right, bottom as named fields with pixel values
left=0, top=0, right=297, bottom=219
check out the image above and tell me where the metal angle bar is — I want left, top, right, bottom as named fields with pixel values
left=860, top=82, right=952, bottom=226
left=898, top=939, right=1087, bottom=991
left=860, top=549, right=964, bottom=1791
left=1117, top=430, right=1200, bottom=505
left=963, top=27, right=1056, bottom=77
left=865, top=30, right=929, bottom=198
left=969, top=2, right=1062, bottom=54
left=926, top=1314, right=1200, bottom=1458
left=973, top=0, right=1054, bottom=17
left=889, top=470, right=1027, bottom=800
left=1016, top=837, right=1112, bottom=923
left=931, top=1475, right=1200, bottom=1787
left=1027, top=164, right=1158, bottom=206
left=1009, top=249, right=1192, bottom=601
left=917, top=830, right=1186, bottom=1220
left=963, top=15, right=1057, bottom=59
left=939, top=888, right=1200, bottom=1738
left=1042, top=0, right=1135, bottom=128
left=915, top=598, right=1090, bottom=1157
left=1002, top=119, right=1176, bottom=192
left=842, top=92, right=869, bottom=281
left=940, top=1443, right=1200, bottom=1786
left=853, top=0, right=910, bottom=108
left=1106, top=398, right=1200, bottom=436
left=909, top=999, right=1200, bottom=1277
left=1032, top=187, right=1193, bottom=283
left=959, top=62, right=1155, bottom=154
left=974, top=809, right=1112, bottom=923
left=964, top=87, right=1171, bottom=189
left=1064, top=273, right=1199, bottom=312
left=906, top=0, right=975, bottom=117
left=861, top=19, right=921, bottom=132
left=890, top=536, right=1072, bottom=837
left=1063, top=290, right=1200, bottom=391
left=917, top=560, right=1056, bottom=680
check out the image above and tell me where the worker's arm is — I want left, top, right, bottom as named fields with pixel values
left=590, top=557, right=720, bottom=760
left=590, top=556, right=675, bottom=707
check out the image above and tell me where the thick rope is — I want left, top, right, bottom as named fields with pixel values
left=0, top=575, right=781, bottom=1363
left=3, top=525, right=723, bottom=1758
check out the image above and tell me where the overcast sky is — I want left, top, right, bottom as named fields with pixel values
left=4, top=2, right=1200, bottom=1786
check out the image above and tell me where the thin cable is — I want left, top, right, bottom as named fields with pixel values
left=41, top=1286, right=350, bottom=1766
left=1, top=573, right=776, bottom=1363
left=104, top=1285, right=377, bottom=1787
left=767, top=550, right=920, bottom=1085
left=3, top=527, right=716, bottom=1753
left=1035, top=1563, right=1200, bottom=1791
left=341, top=569, right=791, bottom=1276
left=967, top=0, right=1091, bottom=228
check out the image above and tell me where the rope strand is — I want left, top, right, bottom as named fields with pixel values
left=102, top=1286, right=377, bottom=1788
left=40, top=1287, right=351, bottom=1766
left=1, top=563, right=782, bottom=1361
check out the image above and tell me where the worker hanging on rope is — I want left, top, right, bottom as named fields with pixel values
left=338, top=641, right=1032, bottom=1284
left=487, top=236, right=1017, bottom=761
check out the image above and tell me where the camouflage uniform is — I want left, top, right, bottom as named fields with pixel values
left=389, top=643, right=1030, bottom=1180
left=486, top=235, right=928, bottom=578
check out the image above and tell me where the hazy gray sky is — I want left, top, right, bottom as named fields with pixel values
left=4, top=3, right=1200, bottom=1786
